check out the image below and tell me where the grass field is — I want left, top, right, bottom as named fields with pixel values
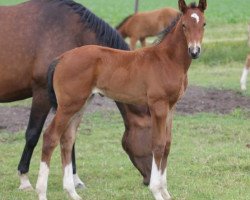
left=0, top=0, right=250, bottom=200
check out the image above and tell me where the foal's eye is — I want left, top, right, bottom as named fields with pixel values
left=182, top=24, right=186, bottom=29
left=203, top=22, right=206, bottom=27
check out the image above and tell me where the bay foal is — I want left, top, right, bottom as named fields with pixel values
left=36, top=0, right=207, bottom=199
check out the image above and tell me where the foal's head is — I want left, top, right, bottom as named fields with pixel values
left=179, top=0, right=207, bottom=59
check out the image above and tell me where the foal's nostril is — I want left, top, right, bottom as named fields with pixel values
left=197, top=47, right=201, bottom=54
left=191, top=52, right=198, bottom=57
left=188, top=47, right=201, bottom=59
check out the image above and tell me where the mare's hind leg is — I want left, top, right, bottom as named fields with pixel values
left=36, top=106, right=82, bottom=200
left=18, top=89, right=83, bottom=190
left=18, top=89, right=50, bottom=190
left=72, top=144, right=85, bottom=188
left=61, top=110, right=84, bottom=200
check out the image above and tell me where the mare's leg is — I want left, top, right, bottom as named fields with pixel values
left=130, top=36, right=138, bottom=50
left=140, top=38, right=147, bottom=48
left=72, top=144, right=85, bottom=188
left=36, top=107, right=80, bottom=200
left=240, top=55, right=250, bottom=90
left=61, top=111, right=84, bottom=200
left=148, top=101, right=172, bottom=200
left=18, top=89, right=50, bottom=190
left=17, top=89, right=82, bottom=190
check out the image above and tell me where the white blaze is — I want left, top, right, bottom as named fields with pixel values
left=191, top=13, right=200, bottom=23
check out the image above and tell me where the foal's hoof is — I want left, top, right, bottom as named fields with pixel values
left=73, top=174, right=86, bottom=189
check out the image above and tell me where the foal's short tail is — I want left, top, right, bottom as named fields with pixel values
left=47, top=59, right=59, bottom=111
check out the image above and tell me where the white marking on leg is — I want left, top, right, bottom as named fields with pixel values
left=149, top=155, right=171, bottom=200
left=160, top=169, right=171, bottom=200
left=36, top=162, right=49, bottom=200
left=191, top=13, right=200, bottom=23
left=240, top=67, right=249, bottom=90
left=19, top=173, right=33, bottom=190
left=63, top=163, right=82, bottom=200
left=73, top=174, right=86, bottom=189
left=149, top=155, right=164, bottom=200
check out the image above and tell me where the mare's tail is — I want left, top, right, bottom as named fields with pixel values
left=47, top=59, right=59, bottom=111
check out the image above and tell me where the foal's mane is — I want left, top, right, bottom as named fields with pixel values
left=154, top=13, right=182, bottom=45
left=56, top=0, right=129, bottom=50
left=155, top=2, right=198, bottom=45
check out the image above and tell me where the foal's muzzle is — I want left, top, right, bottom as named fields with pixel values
left=188, top=45, right=201, bottom=59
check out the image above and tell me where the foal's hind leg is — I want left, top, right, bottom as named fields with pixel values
left=61, top=111, right=84, bottom=200
left=36, top=108, right=80, bottom=200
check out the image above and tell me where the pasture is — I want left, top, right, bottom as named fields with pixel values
left=0, top=0, right=250, bottom=200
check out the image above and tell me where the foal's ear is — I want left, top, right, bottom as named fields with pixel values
left=198, top=0, right=207, bottom=12
left=178, top=0, right=187, bottom=13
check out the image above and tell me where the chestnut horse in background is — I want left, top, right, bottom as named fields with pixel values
left=36, top=0, right=207, bottom=199
left=0, top=0, right=153, bottom=190
left=240, top=54, right=250, bottom=90
left=116, top=7, right=179, bottom=49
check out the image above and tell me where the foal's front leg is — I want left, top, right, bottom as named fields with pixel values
left=149, top=101, right=173, bottom=200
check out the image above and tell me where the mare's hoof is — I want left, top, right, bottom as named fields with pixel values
left=75, top=182, right=85, bottom=189
left=19, top=184, right=34, bottom=191
left=18, top=173, right=33, bottom=191
left=73, top=174, right=86, bottom=189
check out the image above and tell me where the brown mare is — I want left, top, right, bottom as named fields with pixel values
left=116, top=7, right=179, bottom=49
left=0, top=0, right=153, bottom=190
left=240, top=54, right=250, bottom=90
left=36, top=0, right=207, bottom=199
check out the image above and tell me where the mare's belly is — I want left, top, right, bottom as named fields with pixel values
left=0, top=64, right=32, bottom=102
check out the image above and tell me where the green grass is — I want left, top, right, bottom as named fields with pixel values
left=0, top=111, right=249, bottom=200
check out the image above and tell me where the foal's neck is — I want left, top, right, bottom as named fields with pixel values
left=158, top=19, right=191, bottom=72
